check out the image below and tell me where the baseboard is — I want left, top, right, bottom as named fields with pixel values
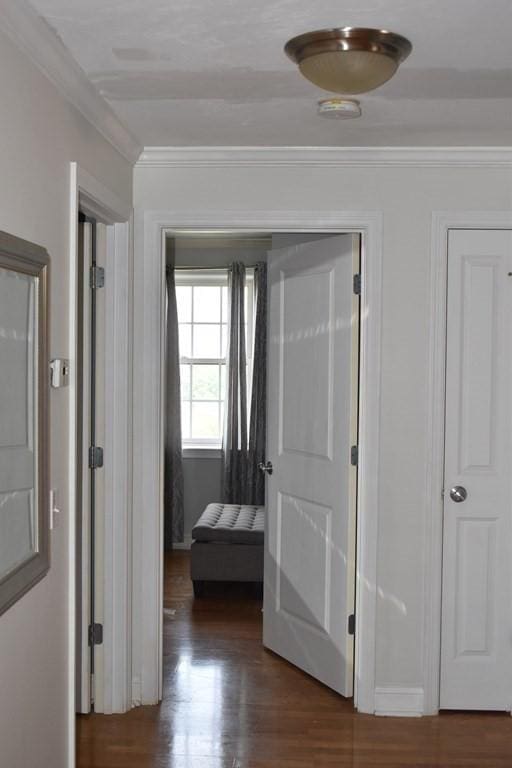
left=131, top=676, right=142, bottom=708
left=374, top=686, right=424, bottom=717
left=172, top=535, right=193, bottom=551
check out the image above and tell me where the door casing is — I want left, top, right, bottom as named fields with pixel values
left=68, top=163, right=132, bottom=765
left=425, top=211, right=512, bottom=715
left=133, top=209, right=383, bottom=714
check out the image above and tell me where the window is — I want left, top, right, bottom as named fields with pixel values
left=176, top=269, right=254, bottom=449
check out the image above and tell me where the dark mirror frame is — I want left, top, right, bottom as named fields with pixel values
left=0, top=230, right=50, bottom=616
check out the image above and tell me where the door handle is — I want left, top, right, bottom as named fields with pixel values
left=258, top=461, right=273, bottom=476
left=449, top=486, right=467, bottom=503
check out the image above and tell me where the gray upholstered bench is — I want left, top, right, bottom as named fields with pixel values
left=190, top=503, right=265, bottom=597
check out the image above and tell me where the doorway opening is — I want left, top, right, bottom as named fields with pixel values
left=161, top=229, right=363, bottom=707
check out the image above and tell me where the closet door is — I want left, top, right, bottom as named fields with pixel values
left=441, top=228, right=512, bottom=710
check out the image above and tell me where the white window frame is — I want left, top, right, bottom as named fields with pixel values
left=175, top=267, right=254, bottom=451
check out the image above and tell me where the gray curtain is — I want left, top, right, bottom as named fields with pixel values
left=223, top=261, right=267, bottom=505
left=223, top=262, right=248, bottom=503
left=164, top=266, right=184, bottom=549
left=247, top=262, right=267, bottom=505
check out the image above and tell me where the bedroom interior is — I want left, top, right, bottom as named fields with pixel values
left=163, top=232, right=337, bottom=599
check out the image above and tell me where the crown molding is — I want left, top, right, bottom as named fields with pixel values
left=0, top=0, right=141, bottom=164
left=137, top=145, right=512, bottom=169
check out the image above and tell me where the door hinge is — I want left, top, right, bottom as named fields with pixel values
left=353, top=273, right=361, bottom=295
left=88, top=446, right=104, bottom=469
left=88, top=622, right=103, bottom=646
left=351, top=445, right=358, bottom=466
left=90, top=265, right=105, bottom=290
left=348, top=613, right=355, bottom=636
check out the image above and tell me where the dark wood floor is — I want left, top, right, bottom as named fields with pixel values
left=77, top=551, right=512, bottom=767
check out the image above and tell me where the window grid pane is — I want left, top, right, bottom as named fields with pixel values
left=193, top=286, right=221, bottom=323
left=193, top=324, right=221, bottom=358
left=178, top=324, right=192, bottom=358
left=180, top=364, right=191, bottom=400
left=191, top=364, right=220, bottom=401
left=180, top=360, right=227, bottom=444
left=176, top=270, right=251, bottom=446
left=191, top=401, right=219, bottom=439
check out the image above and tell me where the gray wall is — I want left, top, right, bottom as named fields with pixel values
left=182, top=456, right=223, bottom=537
left=175, top=240, right=269, bottom=268
left=0, top=21, right=133, bottom=768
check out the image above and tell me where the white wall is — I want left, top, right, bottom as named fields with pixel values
left=0, top=26, right=133, bottom=768
left=134, top=159, right=512, bottom=698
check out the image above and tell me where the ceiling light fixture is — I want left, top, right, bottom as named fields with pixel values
left=285, top=27, right=412, bottom=95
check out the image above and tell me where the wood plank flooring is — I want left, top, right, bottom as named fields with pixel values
left=77, top=551, right=512, bottom=767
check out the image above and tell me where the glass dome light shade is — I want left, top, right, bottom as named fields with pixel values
left=299, top=50, right=398, bottom=94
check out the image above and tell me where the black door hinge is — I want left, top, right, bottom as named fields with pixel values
left=89, top=446, right=104, bottom=469
left=348, top=613, right=355, bottom=636
left=353, top=273, right=361, bottom=295
left=351, top=445, right=358, bottom=466
left=88, top=622, right=103, bottom=646
left=90, top=265, right=105, bottom=290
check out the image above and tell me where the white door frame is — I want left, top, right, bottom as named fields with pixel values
left=424, top=211, right=512, bottom=715
left=133, top=209, right=383, bottom=714
left=68, top=163, right=133, bottom=761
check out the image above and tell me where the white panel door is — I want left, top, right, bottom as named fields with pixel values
left=77, top=220, right=92, bottom=713
left=76, top=220, right=106, bottom=713
left=441, top=229, right=512, bottom=710
left=263, top=234, right=360, bottom=696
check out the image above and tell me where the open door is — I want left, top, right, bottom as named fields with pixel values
left=76, top=216, right=106, bottom=713
left=263, top=234, right=360, bottom=697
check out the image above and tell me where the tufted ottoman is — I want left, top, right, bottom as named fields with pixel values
left=190, top=503, right=265, bottom=597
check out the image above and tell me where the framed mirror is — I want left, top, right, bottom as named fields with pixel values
left=0, top=230, right=49, bottom=616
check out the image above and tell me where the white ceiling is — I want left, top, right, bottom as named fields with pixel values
left=28, top=0, right=512, bottom=147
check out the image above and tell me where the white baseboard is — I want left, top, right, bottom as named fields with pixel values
left=374, top=686, right=424, bottom=717
left=172, top=535, right=192, bottom=550
left=131, top=676, right=142, bottom=708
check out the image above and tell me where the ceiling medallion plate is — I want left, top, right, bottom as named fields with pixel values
left=317, top=98, right=361, bottom=119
